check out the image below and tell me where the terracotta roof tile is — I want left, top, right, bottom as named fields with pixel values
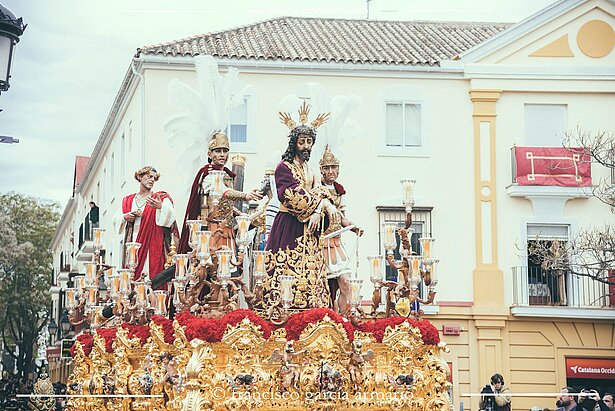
left=138, top=17, right=512, bottom=66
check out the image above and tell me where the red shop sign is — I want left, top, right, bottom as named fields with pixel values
left=566, top=358, right=615, bottom=379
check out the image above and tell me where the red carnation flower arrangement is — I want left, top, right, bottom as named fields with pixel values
left=70, top=333, right=94, bottom=357
left=175, top=309, right=272, bottom=342
left=151, top=315, right=175, bottom=344
left=357, top=317, right=440, bottom=345
left=96, top=327, right=118, bottom=353
left=121, top=322, right=151, bottom=345
left=284, top=308, right=354, bottom=342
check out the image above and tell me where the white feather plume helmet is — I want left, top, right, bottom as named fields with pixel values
left=278, top=83, right=363, bottom=165
left=163, top=55, right=251, bottom=190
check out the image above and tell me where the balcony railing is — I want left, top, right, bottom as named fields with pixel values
left=512, top=266, right=614, bottom=308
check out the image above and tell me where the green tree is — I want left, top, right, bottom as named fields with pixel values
left=0, top=192, right=60, bottom=378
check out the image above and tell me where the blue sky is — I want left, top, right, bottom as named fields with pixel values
left=0, top=0, right=554, bottom=206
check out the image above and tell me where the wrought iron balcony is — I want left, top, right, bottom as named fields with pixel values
left=511, top=266, right=614, bottom=309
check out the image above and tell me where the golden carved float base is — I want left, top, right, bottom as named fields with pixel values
left=66, top=316, right=452, bottom=411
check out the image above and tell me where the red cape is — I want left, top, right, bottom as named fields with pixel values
left=178, top=164, right=236, bottom=253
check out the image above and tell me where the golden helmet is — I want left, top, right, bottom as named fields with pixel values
left=319, top=144, right=339, bottom=167
left=208, top=131, right=230, bottom=151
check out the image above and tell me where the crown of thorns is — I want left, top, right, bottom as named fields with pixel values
left=278, top=101, right=330, bottom=131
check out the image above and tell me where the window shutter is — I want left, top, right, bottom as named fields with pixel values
left=386, top=103, right=403, bottom=147
left=404, top=103, right=421, bottom=147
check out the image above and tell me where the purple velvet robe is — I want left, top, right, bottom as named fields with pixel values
left=266, top=160, right=321, bottom=252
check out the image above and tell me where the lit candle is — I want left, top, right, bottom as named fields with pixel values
left=66, top=288, right=76, bottom=308
left=85, top=262, right=97, bottom=286
left=135, top=282, right=146, bottom=303
left=129, top=245, right=136, bottom=264
left=410, top=256, right=421, bottom=278
left=367, top=255, right=384, bottom=284
left=254, top=251, right=265, bottom=272
left=175, top=254, right=188, bottom=280
left=87, top=287, right=97, bottom=305
left=75, top=276, right=85, bottom=291
left=349, top=278, right=363, bottom=302
left=94, top=228, right=101, bottom=247
left=419, top=238, right=433, bottom=259
left=118, top=269, right=131, bottom=292
left=401, top=179, right=416, bottom=205
left=197, top=231, right=211, bottom=258
left=153, top=290, right=167, bottom=315
left=109, top=275, right=120, bottom=298
left=186, top=220, right=201, bottom=247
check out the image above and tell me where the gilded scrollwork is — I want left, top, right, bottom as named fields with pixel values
left=66, top=317, right=452, bottom=411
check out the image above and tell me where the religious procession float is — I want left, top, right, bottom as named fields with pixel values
left=58, top=56, right=453, bottom=411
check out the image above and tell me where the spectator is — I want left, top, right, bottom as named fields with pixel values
left=479, top=373, right=511, bottom=411
left=603, top=393, right=614, bottom=411
left=556, top=387, right=577, bottom=411
left=89, top=201, right=100, bottom=228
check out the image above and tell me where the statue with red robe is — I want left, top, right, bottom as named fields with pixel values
left=115, top=166, right=178, bottom=280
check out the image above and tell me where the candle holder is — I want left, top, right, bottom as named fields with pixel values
left=216, top=249, right=233, bottom=287
left=93, top=227, right=105, bottom=251
left=153, top=290, right=168, bottom=316
left=253, top=251, right=267, bottom=286
left=235, top=215, right=251, bottom=249
left=278, top=275, right=295, bottom=311
left=125, top=242, right=141, bottom=270
left=196, top=231, right=212, bottom=266
left=186, top=220, right=202, bottom=250
left=209, top=170, right=226, bottom=205
left=400, top=179, right=416, bottom=212
left=382, top=222, right=398, bottom=255
left=173, top=254, right=190, bottom=281
left=418, top=237, right=434, bottom=259
left=347, top=278, right=363, bottom=315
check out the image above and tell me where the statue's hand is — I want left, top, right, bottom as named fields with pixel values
left=307, top=213, right=321, bottom=233
left=246, top=189, right=264, bottom=201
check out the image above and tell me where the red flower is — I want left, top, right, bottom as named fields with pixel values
left=285, top=308, right=354, bottom=342
left=357, top=317, right=440, bottom=345
left=121, top=323, right=150, bottom=345
left=175, top=309, right=272, bottom=342
left=151, top=315, right=175, bottom=344
left=70, top=333, right=94, bottom=357
left=96, top=328, right=118, bottom=353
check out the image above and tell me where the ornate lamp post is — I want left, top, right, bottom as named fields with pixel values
left=0, top=3, right=25, bottom=94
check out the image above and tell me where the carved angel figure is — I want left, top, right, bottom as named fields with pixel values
left=347, top=340, right=375, bottom=391
left=268, top=341, right=303, bottom=390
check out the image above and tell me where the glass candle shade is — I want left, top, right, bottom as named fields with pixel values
left=66, top=288, right=77, bottom=308
left=174, top=254, right=189, bottom=280
left=382, top=223, right=398, bottom=252
left=347, top=278, right=363, bottom=305
left=216, top=249, right=233, bottom=284
left=125, top=242, right=141, bottom=269
left=196, top=231, right=212, bottom=262
left=153, top=290, right=167, bottom=315
left=279, top=275, right=295, bottom=305
left=367, top=255, right=384, bottom=285
left=424, top=258, right=439, bottom=287
left=235, top=215, right=250, bottom=248
left=86, top=287, right=98, bottom=305
left=253, top=251, right=267, bottom=285
left=109, top=275, right=120, bottom=299
left=135, top=282, right=147, bottom=304
left=210, top=170, right=226, bottom=205
left=186, top=220, right=201, bottom=249
left=419, top=237, right=434, bottom=259
left=400, top=179, right=416, bottom=208
left=93, top=227, right=105, bottom=250
left=409, top=256, right=421, bottom=278
left=85, top=262, right=97, bottom=287
left=117, top=269, right=132, bottom=293
left=75, top=276, right=85, bottom=292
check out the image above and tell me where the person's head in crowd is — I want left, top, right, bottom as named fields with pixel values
left=603, top=393, right=614, bottom=410
left=556, top=387, right=576, bottom=408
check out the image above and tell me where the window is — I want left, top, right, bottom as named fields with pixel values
left=380, top=86, right=428, bottom=156
left=526, top=224, right=569, bottom=306
left=385, top=102, right=422, bottom=148
left=524, top=104, right=567, bottom=147
left=128, top=121, right=133, bottom=151
left=228, top=97, right=248, bottom=143
left=109, top=153, right=115, bottom=190
left=377, top=206, right=432, bottom=282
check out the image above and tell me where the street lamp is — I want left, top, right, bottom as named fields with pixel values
left=59, top=310, right=71, bottom=337
left=0, top=3, right=26, bottom=94
left=47, top=319, right=58, bottom=343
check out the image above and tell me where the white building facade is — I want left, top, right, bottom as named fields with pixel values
left=50, top=1, right=615, bottom=409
